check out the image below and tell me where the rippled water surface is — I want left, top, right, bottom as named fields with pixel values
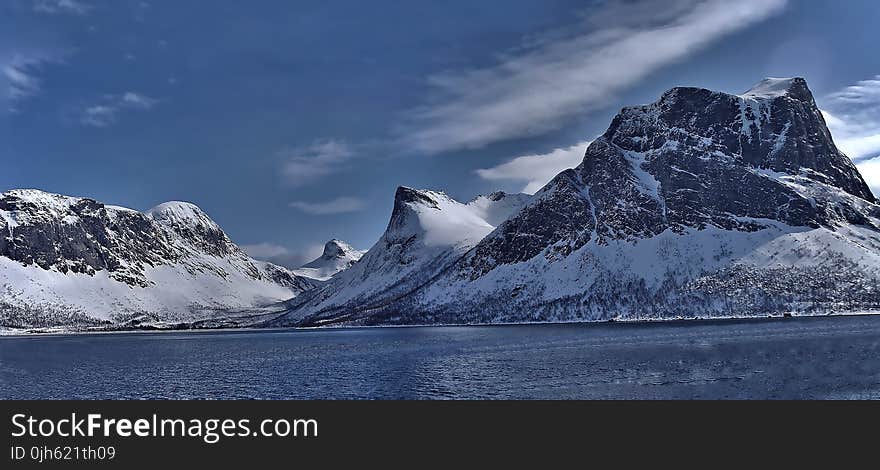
left=3, top=316, right=880, bottom=399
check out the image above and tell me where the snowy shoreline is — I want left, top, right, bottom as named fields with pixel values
left=3, top=310, right=880, bottom=338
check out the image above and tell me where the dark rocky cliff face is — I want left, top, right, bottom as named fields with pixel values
left=0, top=190, right=309, bottom=290
left=464, top=77, right=878, bottom=274
left=0, top=192, right=178, bottom=286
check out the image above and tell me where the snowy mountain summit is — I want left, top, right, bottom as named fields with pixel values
left=279, top=77, right=880, bottom=326
left=0, top=190, right=315, bottom=329
left=294, top=239, right=364, bottom=281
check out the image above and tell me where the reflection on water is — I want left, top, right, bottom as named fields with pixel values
left=2, top=316, right=880, bottom=399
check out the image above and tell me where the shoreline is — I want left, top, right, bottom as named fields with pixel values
left=3, top=309, right=880, bottom=338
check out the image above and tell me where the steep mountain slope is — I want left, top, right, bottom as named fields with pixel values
left=284, top=77, right=880, bottom=326
left=0, top=189, right=315, bottom=329
left=278, top=188, right=531, bottom=323
left=294, top=239, right=365, bottom=281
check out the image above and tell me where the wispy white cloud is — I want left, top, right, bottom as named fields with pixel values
left=821, top=74, right=880, bottom=199
left=280, top=140, right=354, bottom=186
left=240, top=242, right=291, bottom=259
left=476, top=141, right=590, bottom=194
left=121, top=91, right=156, bottom=109
left=79, top=91, right=158, bottom=127
left=1, top=53, right=59, bottom=112
left=289, top=196, right=366, bottom=215
left=402, top=0, right=788, bottom=153
left=241, top=242, right=324, bottom=269
left=33, top=0, right=91, bottom=15
left=822, top=75, right=880, bottom=162
left=80, top=105, right=116, bottom=127
left=856, top=156, right=880, bottom=199
left=3, top=62, right=40, bottom=101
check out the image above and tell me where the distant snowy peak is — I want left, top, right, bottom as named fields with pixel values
left=294, top=239, right=364, bottom=281
left=317, top=239, right=362, bottom=260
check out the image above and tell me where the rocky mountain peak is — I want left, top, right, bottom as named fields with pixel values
left=294, top=239, right=364, bottom=282
left=393, top=186, right=439, bottom=207
left=146, top=201, right=237, bottom=257
left=462, top=77, right=879, bottom=274
left=611, top=77, right=873, bottom=202
left=321, top=239, right=358, bottom=259
left=387, top=187, right=447, bottom=237
left=486, top=191, right=508, bottom=202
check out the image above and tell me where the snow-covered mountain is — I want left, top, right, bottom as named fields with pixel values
left=0, top=189, right=315, bottom=330
left=279, top=77, right=880, bottom=326
left=294, top=239, right=364, bottom=281
left=279, top=188, right=532, bottom=323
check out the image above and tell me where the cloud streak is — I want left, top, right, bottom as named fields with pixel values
left=241, top=242, right=324, bottom=269
left=402, top=0, right=788, bottom=153
left=280, top=140, right=354, bottom=186
left=1, top=52, right=60, bottom=112
left=289, top=196, right=366, bottom=215
left=33, top=0, right=91, bottom=16
left=821, top=74, right=880, bottom=199
left=822, top=75, right=880, bottom=162
left=79, top=91, right=158, bottom=127
left=3, top=61, right=40, bottom=101
left=476, top=141, right=591, bottom=194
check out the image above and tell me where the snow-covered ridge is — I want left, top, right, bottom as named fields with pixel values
left=385, top=187, right=533, bottom=247
left=294, top=239, right=364, bottom=281
left=739, top=77, right=804, bottom=100
left=147, top=200, right=222, bottom=231
left=0, top=189, right=314, bottom=330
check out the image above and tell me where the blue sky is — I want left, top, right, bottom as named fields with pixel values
left=3, top=0, right=880, bottom=266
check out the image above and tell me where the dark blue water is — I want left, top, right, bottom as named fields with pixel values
left=2, top=315, right=880, bottom=399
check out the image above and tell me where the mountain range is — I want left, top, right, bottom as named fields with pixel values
left=3, top=77, right=879, bottom=332
left=0, top=191, right=316, bottom=329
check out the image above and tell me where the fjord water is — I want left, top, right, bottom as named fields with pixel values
left=2, top=316, right=880, bottom=399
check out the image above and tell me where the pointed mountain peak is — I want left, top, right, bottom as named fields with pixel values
left=295, top=239, right=364, bottom=281
left=389, top=187, right=450, bottom=233
left=321, top=239, right=359, bottom=259
left=394, top=186, right=440, bottom=207
left=486, top=191, right=508, bottom=201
